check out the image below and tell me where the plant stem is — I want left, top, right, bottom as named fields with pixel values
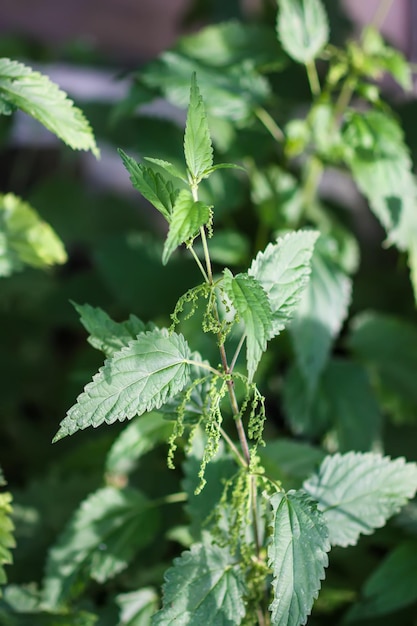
left=255, top=107, right=285, bottom=142
left=229, top=333, right=246, bottom=373
left=306, top=60, right=321, bottom=97
left=188, top=245, right=209, bottom=282
left=152, top=492, right=188, bottom=507
left=369, top=0, right=394, bottom=32
left=220, top=426, right=247, bottom=467
left=185, top=359, right=223, bottom=377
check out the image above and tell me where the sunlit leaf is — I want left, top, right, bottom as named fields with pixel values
left=268, top=490, right=330, bottom=626
left=249, top=230, right=319, bottom=337
left=162, top=189, right=211, bottom=265
left=53, top=329, right=191, bottom=441
left=184, top=73, right=213, bottom=182
left=116, top=588, right=159, bottom=626
left=0, top=58, right=98, bottom=156
left=304, top=452, right=417, bottom=547
left=0, top=193, right=67, bottom=276
left=277, top=0, right=329, bottom=64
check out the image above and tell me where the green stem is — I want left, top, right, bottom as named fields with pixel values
left=185, top=359, right=222, bottom=377
left=151, top=492, right=188, bottom=507
left=306, top=60, right=321, bottom=97
left=188, top=245, right=209, bottom=283
left=255, top=106, right=285, bottom=142
left=220, top=426, right=246, bottom=468
left=229, top=333, right=246, bottom=373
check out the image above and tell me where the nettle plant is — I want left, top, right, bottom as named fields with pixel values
left=46, top=70, right=417, bottom=625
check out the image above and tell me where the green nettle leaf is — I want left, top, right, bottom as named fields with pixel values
left=0, top=490, right=15, bottom=594
left=162, top=189, right=211, bottom=265
left=268, top=490, right=330, bottom=626
left=151, top=540, right=246, bottom=625
left=105, top=412, right=173, bottom=477
left=290, top=238, right=352, bottom=392
left=249, top=230, right=319, bottom=337
left=72, top=302, right=154, bottom=358
left=118, top=150, right=178, bottom=222
left=0, top=192, right=67, bottom=276
left=116, top=588, right=159, bottom=626
left=343, top=111, right=417, bottom=298
left=53, top=329, right=191, bottom=441
left=144, top=157, right=187, bottom=183
left=344, top=539, right=417, bottom=621
left=0, top=58, right=98, bottom=156
left=43, top=487, right=159, bottom=608
left=223, top=269, right=273, bottom=381
left=183, top=72, right=213, bottom=182
left=303, top=452, right=417, bottom=547
left=277, top=0, right=329, bottom=64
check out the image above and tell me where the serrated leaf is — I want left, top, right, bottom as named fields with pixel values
left=223, top=269, right=273, bottom=381
left=151, top=540, right=246, bottom=625
left=184, top=72, right=213, bottom=181
left=43, top=487, right=159, bottom=608
left=162, top=189, right=211, bottom=265
left=0, top=492, right=15, bottom=595
left=118, top=149, right=178, bottom=222
left=303, top=452, right=417, bottom=547
left=53, top=329, right=191, bottom=441
left=345, top=539, right=417, bottom=621
left=105, top=413, right=173, bottom=477
left=249, top=230, right=319, bottom=337
left=268, top=490, right=330, bottom=626
left=143, top=157, right=187, bottom=183
left=72, top=302, right=154, bottom=358
left=290, top=237, right=352, bottom=392
left=277, top=0, right=329, bottom=64
left=343, top=111, right=417, bottom=300
left=116, top=588, right=159, bottom=626
left=0, top=58, right=98, bottom=156
left=0, top=193, right=67, bottom=276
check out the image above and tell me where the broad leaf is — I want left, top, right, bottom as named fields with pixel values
left=223, top=269, right=273, bottom=381
left=249, top=230, right=319, bottom=337
left=184, top=72, right=213, bottom=182
left=277, top=0, right=329, bottom=64
left=348, top=311, right=417, bottom=419
left=0, top=492, right=14, bottom=594
left=343, top=110, right=417, bottom=298
left=290, top=237, right=352, bottom=392
left=105, top=412, right=173, bottom=477
left=72, top=302, right=154, bottom=358
left=53, top=329, right=191, bottom=441
left=163, top=189, right=211, bottom=264
left=118, top=149, right=178, bottom=222
left=345, top=540, right=417, bottom=621
left=116, top=588, right=159, bottom=626
left=43, top=487, right=159, bottom=608
left=0, top=58, right=98, bottom=156
left=268, top=490, right=330, bottom=626
left=151, top=540, right=246, bottom=625
left=0, top=193, right=67, bottom=276
left=303, top=452, right=417, bottom=547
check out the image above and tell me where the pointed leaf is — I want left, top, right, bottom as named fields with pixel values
left=202, top=163, right=246, bottom=176
left=249, top=230, right=319, bottom=337
left=53, top=329, right=191, bottom=441
left=268, top=490, right=330, bottom=626
left=345, top=540, right=417, bottom=621
left=43, top=487, right=159, bottom=608
left=72, top=302, right=154, bottom=357
left=162, top=189, right=211, bottom=265
left=105, top=413, right=173, bottom=477
left=151, top=540, right=246, bottom=625
left=0, top=193, right=67, bottom=276
left=290, top=237, right=352, bottom=392
left=144, top=157, right=187, bottom=183
left=116, top=588, right=159, bottom=626
left=184, top=73, right=213, bottom=181
left=277, top=0, right=329, bottom=64
left=303, top=452, right=417, bottom=547
left=0, top=58, right=98, bottom=156
left=223, top=269, right=273, bottom=381
left=118, top=149, right=178, bottom=221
